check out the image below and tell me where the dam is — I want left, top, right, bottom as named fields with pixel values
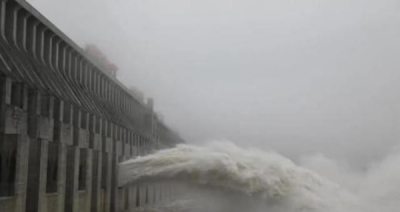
left=0, top=0, right=184, bottom=211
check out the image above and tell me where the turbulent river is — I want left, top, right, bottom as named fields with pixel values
left=119, top=141, right=400, bottom=212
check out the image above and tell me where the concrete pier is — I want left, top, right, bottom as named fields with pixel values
left=0, top=0, right=184, bottom=212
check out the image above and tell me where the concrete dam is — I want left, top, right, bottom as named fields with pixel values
left=0, top=0, right=185, bottom=212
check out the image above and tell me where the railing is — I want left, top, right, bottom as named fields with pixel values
left=118, top=181, right=189, bottom=212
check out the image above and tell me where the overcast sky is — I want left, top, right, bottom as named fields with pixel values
left=28, top=0, right=400, bottom=166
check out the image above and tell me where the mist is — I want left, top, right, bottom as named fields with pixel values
left=27, top=0, right=400, bottom=167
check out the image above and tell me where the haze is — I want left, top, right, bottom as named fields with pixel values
left=28, top=0, right=400, bottom=167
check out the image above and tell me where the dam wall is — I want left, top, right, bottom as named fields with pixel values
left=0, top=0, right=184, bottom=212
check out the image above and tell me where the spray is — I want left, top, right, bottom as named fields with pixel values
left=119, top=141, right=399, bottom=212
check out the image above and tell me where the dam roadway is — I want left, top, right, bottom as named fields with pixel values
left=0, top=0, right=184, bottom=211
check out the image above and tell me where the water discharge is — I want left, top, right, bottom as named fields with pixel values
left=119, top=141, right=400, bottom=212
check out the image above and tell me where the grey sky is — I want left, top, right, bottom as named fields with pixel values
left=28, top=0, right=400, bottom=166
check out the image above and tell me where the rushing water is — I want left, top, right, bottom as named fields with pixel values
left=119, top=141, right=400, bottom=212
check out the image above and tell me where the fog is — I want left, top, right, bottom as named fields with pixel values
left=28, top=0, right=400, bottom=167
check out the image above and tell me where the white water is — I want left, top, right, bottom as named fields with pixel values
left=119, top=141, right=400, bottom=212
